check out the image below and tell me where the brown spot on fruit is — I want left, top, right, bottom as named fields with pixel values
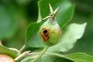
left=41, top=28, right=50, bottom=41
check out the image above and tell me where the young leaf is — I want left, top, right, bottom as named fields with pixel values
left=47, top=23, right=87, bottom=52
left=66, top=52, right=93, bottom=62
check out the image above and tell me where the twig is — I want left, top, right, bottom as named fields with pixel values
left=15, top=51, right=30, bottom=61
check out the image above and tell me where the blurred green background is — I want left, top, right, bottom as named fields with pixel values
left=0, top=0, right=93, bottom=55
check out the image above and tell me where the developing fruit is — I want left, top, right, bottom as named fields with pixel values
left=0, top=54, right=15, bottom=62
left=39, top=4, right=61, bottom=46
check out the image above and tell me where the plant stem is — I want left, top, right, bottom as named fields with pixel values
left=31, top=46, right=49, bottom=62
left=19, top=44, right=26, bottom=53
left=15, top=51, right=30, bottom=61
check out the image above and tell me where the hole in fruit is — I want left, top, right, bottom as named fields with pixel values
left=43, top=29, right=49, bottom=36
left=41, top=28, right=49, bottom=41
left=43, top=30, right=48, bottom=34
left=43, top=30, right=47, bottom=33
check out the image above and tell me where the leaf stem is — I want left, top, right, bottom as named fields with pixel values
left=31, top=46, right=49, bottom=62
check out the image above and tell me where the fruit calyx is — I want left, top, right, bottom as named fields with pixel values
left=42, top=4, right=59, bottom=20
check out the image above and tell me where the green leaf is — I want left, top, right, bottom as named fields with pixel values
left=25, top=23, right=46, bottom=48
left=68, top=13, right=93, bottom=54
left=66, top=52, right=93, bottom=62
left=26, top=33, right=46, bottom=48
left=39, top=56, right=58, bottom=62
left=25, top=22, right=40, bottom=42
left=39, top=0, right=75, bottom=29
left=25, top=0, right=42, bottom=43
left=39, top=52, right=93, bottom=62
left=0, top=45, right=19, bottom=58
left=0, top=5, right=18, bottom=39
left=39, top=54, right=72, bottom=62
left=47, top=23, right=87, bottom=53
left=25, top=18, right=46, bottom=48
left=25, top=1, right=45, bottom=48
left=20, top=55, right=37, bottom=62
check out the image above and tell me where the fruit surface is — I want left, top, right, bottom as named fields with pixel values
left=39, top=18, right=61, bottom=46
left=0, top=54, right=15, bottom=62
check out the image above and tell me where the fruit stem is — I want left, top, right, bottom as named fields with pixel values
left=31, top=46, right=49, bottom=62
